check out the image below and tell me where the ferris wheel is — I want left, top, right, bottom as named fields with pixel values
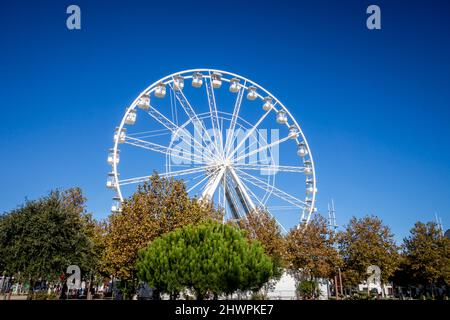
left=107, top=69, right=317, bottom=230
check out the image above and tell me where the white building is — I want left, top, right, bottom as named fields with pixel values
left=357, top=280, right=394, bottom=297
left=266, top=271, right=331, bottom=300
left=266, top=271, right=297, bottom=299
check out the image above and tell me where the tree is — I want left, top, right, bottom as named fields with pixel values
left=0, top=188, right=100, bottom=289
left=400, top=221, right=450, bottom=293
left=137, top=220, right=273, bottom=299
left=102, top=174, right=221, bottom=280
left=286, top=214, right=341, bottom=287
left=237, top=210, right=286, bottom=278
left=338, top=215, right=399, bottom=289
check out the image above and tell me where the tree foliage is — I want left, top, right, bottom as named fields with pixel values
left=237, top=210, right=286, bottom=277
left=0, top=188, right=100, bottom=282
left=286, top=214, right=341, bottom=280
left=137, top=220, right=273, bottom=299
left=337, top=215, right=399, bottom=287
left=102, top=174, right=221, bottom=279
left=400, top=221, right=450, bottom=287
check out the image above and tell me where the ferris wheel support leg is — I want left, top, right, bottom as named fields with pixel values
left=201, top=167, right=226, bottom=201
left=228, top=167, right=256, bottom=213
left=223, top=177, right=241, bottom=220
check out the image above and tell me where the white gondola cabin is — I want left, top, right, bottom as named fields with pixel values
left=297, top=142, right=308, bottom=157
left=306, top=185, right=316, bottom=194
left=114, top=127, right=126, bottom=144
left=192, top=72, right=203, bottom=88
left=229, top=78, right=240, bottom=93
left=125, top=108, right=137, bottom=125
left=173, top=75, right=184, bottom=91
left=137, top=93, right=150, bottom=110
left=263, top=97, right=273, bottom=111
left=107, top=148, right=120, bottom=165
left=111, top=196, right=122, bottom=213
left=305, top=197, right=313, bottom=206
left=276, top=109, right=287, bottom=124
left=247, top=86, right=257, bottom=100
left=211, top=72, right=222, bottom=89
left=303, top=160, right=312, bottom=175
left=106, top=172, right=117, bottom=189
left=288, top=125, right=299, bottom=139
left=154, top=83, right=166, bottom=98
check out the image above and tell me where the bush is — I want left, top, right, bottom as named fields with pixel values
left=297, top=280, right=321, bottom=299
left=250, top=292, right=268, bottom=300
left=31, top=292, right=58, bottom=300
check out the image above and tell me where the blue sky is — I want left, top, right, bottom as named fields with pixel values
left=0, top=0, right=449, bottom=242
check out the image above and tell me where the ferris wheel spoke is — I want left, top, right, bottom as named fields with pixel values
left=233, top=135, right=291, bottom=163
left=118, top=166, right=211, bottom=186
left=205, top=74, right=225, bottom=157
left=187, top=169, right=216, bottom=193
left=124, top=136, right=207, bottom=165
left=145, top=105, right=215, bottom=162
left=234, top=163, right=306, bottom=173
left=267, top=205, right=300, bottom=211
left=128, top=128, right=171, bottom=137
left=232, top=129, right=271, bottom=164
left=237, top=177, right=266, bottom=208
left=235, top=168, right=306, bottom=209
left=168, top=82, right=221, bottom=160
left=179, top=171, right=206, bottom=185
left=231, top=176, right=288, bottom=234
left=227, top=109, right=272, bottom=159
left=249, top=202, right=289, bottom=234
left=224, top=83, right=246, bottom=156
left=162, top=166, right=213, bottom=178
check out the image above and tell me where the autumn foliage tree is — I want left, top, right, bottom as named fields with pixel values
left=238, top=210, right=286, bottom=278
left=286, top=214, right=341, bottom=282
left=338, top=215, right=399, bottom=288
left=399, top=221, right=450, bottom=292
left=102, top=174, right=221, bottom=280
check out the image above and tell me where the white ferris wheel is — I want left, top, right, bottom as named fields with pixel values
left=107, top=69, right=317, bottom=231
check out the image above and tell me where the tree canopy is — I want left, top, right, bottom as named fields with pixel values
left=137, top=220, right=273, bottom=299
left=338, top=215, right=399, bottom=287
left=237, top=210, right=286, bottom=278
left=399, top=221, right=450, bottom=288
left=0, top=188, right=100, bottom=283
left=286, top=214, right=341, bottom=280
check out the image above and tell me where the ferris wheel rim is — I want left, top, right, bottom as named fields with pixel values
left=111, top=68, right=317, bottom=224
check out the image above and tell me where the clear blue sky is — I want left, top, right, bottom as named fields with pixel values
left=0, top=0, right=449, bottom=242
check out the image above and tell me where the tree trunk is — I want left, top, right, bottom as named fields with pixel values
left=87, top=278, right=92, bottom=300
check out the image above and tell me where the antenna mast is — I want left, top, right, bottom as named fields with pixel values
left=328, top=199, right=338, bottom=231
